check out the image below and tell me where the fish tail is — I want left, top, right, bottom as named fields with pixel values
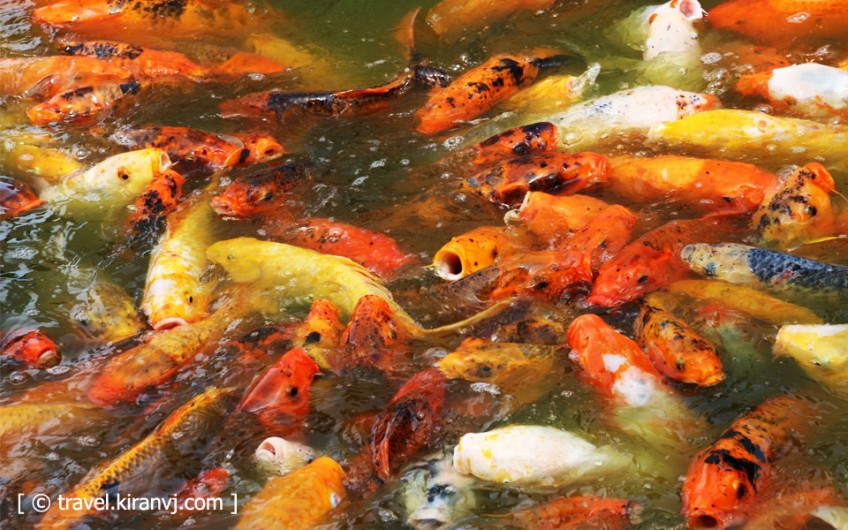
left=415, top=298, right=514, bottom=338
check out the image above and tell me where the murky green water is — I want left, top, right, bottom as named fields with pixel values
left=2, top=0, right=847, bottom=528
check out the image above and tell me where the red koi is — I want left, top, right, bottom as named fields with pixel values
left=0, top=178, right=44, bottom=219
left=416, top=48, right=574, bottom=134
left=171, top=468, right=230, bottom=519
left=210, top=161, right=308, bottom=218
left=335, top=295, right=413, bottom=374
left=464, top=152, right=608, bottom=208
left=0, top=330, right=60, bottom=369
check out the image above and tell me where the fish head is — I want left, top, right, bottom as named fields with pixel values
left=0, top=330, right=59, bottom=368
left=211, top=174, right=283, bottom=218
left=254, top=436, right=315, bottom=476
left=237, top=347, right=321, bottom=423
left=234, top=132, right=285, bottom=165
left=338, top=295, right=412, bottom=371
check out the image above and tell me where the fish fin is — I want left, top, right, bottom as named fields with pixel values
left=417, top=298, right=515, bottom=338
left=395, top=7, right=421, bottom=63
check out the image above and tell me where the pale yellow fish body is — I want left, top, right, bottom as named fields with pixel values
left=247, top=33, right=317, bottom=70
left=69, top=281, right=146, bottom=343
left=648, top=109, right=848, bottom=168
left=500, top=66, right=599, bottom=117
left=235, top=456, right=345, bottom=530
left=39, top=148, right=171, bottom=215
left=452, top=425, right=630, bottom=487
left=0, top=402, right=107, bottom=441
left=667, top=279, right=823, bottom=325
left=36, top=387, right=230, bottom=530
left=0, top=131, right=82, bottom=183
left=774, top=324, right=848, bottom=397
left=206, top=237, right=510, bottom=336
left=142, top=197, right=218, bottom=330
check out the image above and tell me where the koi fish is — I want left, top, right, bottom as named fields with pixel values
left=500, top=65, right=600, bottom=119
left=60, top=39, right=209, bottom=81
left=681, top=243, right=848, bottom=304
left=0, top=131, right=83, bottom=182
left=606, top=155, right=777, bottom=213
left=647, top=110, right=848, bottom=170
left=88, top=292, right=252, bottom=405
left=171, top=467, right=230, bottom=519
left=402, top=453, right=476, bottom=530
left=547, top=86, right=719, bottom=150
left=292, top=299, right=344, bottom=370
left=269, top=218, right=415, bottom=281
left=26, top=78, right=141, bottom=126
left=0, top=177, right=43, bottom=219
left=642, top=0, right=704, bottom=61
left=0, top=330, right=59, bottom=369
left=744, top=487, right=847, bottom=530
left=0, top=402, right=108, bottom=441
left=254, top=436, right=316, bottom=477
left=558, top=204, right=639, bottom=271
left=0, top=56, right=130, bottom=97
left=467, top=122, right=558, bottom=167
left=67, top=281, right=147, bottom=343
left=452, top=425, right=630, bottom=487
left=335, top=295, right=413, bottom=374
left=708, top=0, right=848, bottom=45
left=221, top=68, right=422, bottom=121
left=370, top=368, right=446, bottom=482
left=142, top=196, right=218, bottom=330
left=634, top=294, right=724, bottom=386
left=425, top=0, right=557, bottom=39
left=36, top=387, right=231, bottom=530
left=736, top=63, right=848, bottom=118
left=666, top=279, right=823, bottom=325
left=230, top=131, right=285, bottom=165
left=416, top=48, right=576, bottom=134
left=752, top=163, right=838, bottom=249
left=464, top=152, right=608, bottom=208
left=774, top=324, right=848, bottom=397
left=40, top=148, right=171, bottom=217
left=126, top=168, right=185, bottom=241
left=205, top=237, right=512, bottom=337
left=433, top=226, right=525, bottom=281
left=515, top=192, right=610, bottom=247
left=214, top=51, right=287, bottom=77
left=236, top=348, right=320, bottom=431
left=210, top=162, right=308, bottom=218
left=681, top=394, right=819, bottom=529
left=500, top=496, right=638, bottom=530
left=234, top=456, right=345, bottom=530
left=109, top=126, right=247, bottom=168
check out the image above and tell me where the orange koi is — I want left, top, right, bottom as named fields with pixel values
left=266, top=218, right=415, bottom=281
left=416, top=48, right=574, bottom=134
left=214, top=51, right=287, bottom=77
left=0, top=330, right=60, bottom=369
left=708, top=0, right=848, bottom=45
left=502, top=496, right=638, bottom=530
left=234, top=456, right=345, bottom=530
left=236, top=347, right=320, bottom=431
left=335, top=295, right=412, bottom=374
left=744, top=487, right=846, bottom=530
left=0, top=56, right=130, bottom=97
left=26, top=78, right=140, bottom=126
left=516, top=192, right=610, bottom=247
left=220, top=68, right=425, bottom=121
left=559, top=204, right=639, bottom=271
left=606, top=155, right=777, bottom=213
left=109, top=126, right=246, bottom=168
left=125, top=168, right=186, bottom=240
left=210, top=162, right=308, bottom=218
left=60, top=39, right=209, bottom=81
left=566, top=314, right=664, bottom=406
left=634, top=294, right=725, bottom=386
left=171, top=468, right=230, bottom=519
left=433, top=226, right=525, bottom=281
left=229, top=323, right=297, bottom=366
left=752, top=162, right=838, bottom=249
left=230, top=131, right=285, bottom=165
left=682, top=394, right=819, bottom=529
left=469, top=122, right=558, bottom=167
left=464, top=152, right=608, bottom=208
left=0, top=177, right=44, bottom=219
left=370, top=367, right=446, bottom=482
left=292, top=299, right=344, bottom=370
left=426, top=0, right=557, bottom=39
left=588, top=213, right=745, bottom=307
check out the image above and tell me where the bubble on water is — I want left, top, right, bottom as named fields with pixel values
left=46, top=452, right=60, bottom=462
left=351, top=176, right=368, bottom=186
left=442, top=136, right=464, bottom=150
left=701, top=52, right=722, bottom=65
left=369, top=159, right=386, bottom=169
left=6, top=247, right=37, bottom=260
left=77, top=435, right=99, bottom=447
left=8, top=371, right=29, bottom=385
left=46, top=364, right=70, bottom=376
left=470, top=382, right=500, bottom=395
left=400, top=159, right=409, bottom=165
left=377, top=507, right=397, bottom=522
left=786, top=11, right=810, bottom=23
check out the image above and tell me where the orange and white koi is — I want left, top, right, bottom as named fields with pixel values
left=464, top=152, right=608, bottom=208
left=606, top=155, right=777, bottom=213
left=416, top=48, right=575, bottom=134
left=234, top=456, right=345, bottom=530
left=142, top=195, right=218, bottom=330
left=736, top=63, right=848, bottom=118
left=681, top=394, right=820, bottom=529
left=433, top=226, right=525, bottom=281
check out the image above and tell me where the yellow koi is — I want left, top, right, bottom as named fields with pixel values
left=0, top=131, right=83, bottom=183
left=500, top=66, right=599, bottom=117
left=0, top=402, right=108, bottom=441
left=774, top=324, right=848, bottom=397
left=68, top=281, right=146, bottom=343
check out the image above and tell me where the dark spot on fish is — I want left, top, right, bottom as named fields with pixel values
left=637, top=275, right=649, bottom=283
left=120, top=81, right=141, bottom=95
left=703, top=448, right=762, bottom=491
left=305, top=331, right=321, bottom=344
left=491, top=58, right=524, bottom=84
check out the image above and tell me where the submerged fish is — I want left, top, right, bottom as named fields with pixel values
left=708, top=0, right=848, bottom=45
left=0, top=177, right=44, bottom=219
left=425, top=0, right=557, bottom=39
left=234, top=456, right=345, bottom=530
left=466, top=122, right=559, bottom=167
left=499, top=495, right=639, bottom=530
left=774, top=324, right=848, bottom=397
left=0, top=402, right=107, bottom=441
left=27, top=78, right=141, bottom=126
left=402, top=453, right=476, bottom=530
left=452, top=424, right=630, bottom=487
left=60, top=39, right=210, bottom=81
left=67, top=281, right=146, bottom=343
left=211, top=162, right=308, bottom=218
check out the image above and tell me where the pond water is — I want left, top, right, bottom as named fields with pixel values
left=1, top=0, right=847, bottom=528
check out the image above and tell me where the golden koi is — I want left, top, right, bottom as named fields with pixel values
left=774, top=324, right=848, bottom=397
left=433, top=226, right=525, bottom=281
